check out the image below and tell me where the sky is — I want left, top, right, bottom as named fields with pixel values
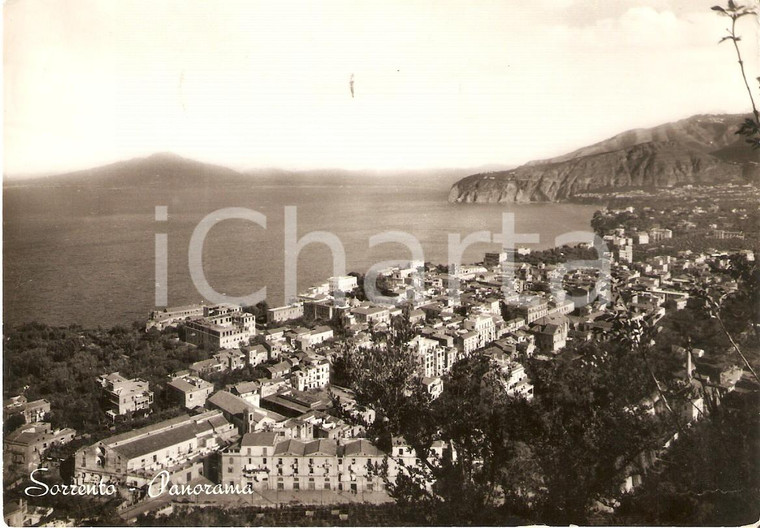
left=4, top=0, right=759, bottom=176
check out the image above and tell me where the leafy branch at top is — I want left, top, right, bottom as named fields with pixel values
left=713, top=1, right=760, bottom=148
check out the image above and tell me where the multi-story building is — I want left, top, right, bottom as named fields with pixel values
left=146, top=304, right=206, bottom=331
left=407, top=336, right=458, bottom=378
left=247, top=344, right=269, bottom=367
left=291, top=357, right=330, bottom=391
left=214, top=349, right=247, bottom=371
left=4, top=423, right=76, bottom=471
left=649, top=228, right=673, bottom=242
left=463, top=314, right=497, bottom=348
left=634, top=232, right=649, bottom=245
left=167, top=374, right=215, bottom=410
left=532, top=315, right=569, bottom=354
left=351, top=305, right=391, bottom=326
left=455, top=330, right=480, bottom=355
left=328, top=276, right=358, bottom=294
left=74, top=410, right=236, bottom=488
left=295, top=326, right=334, bottom=350
left=304, top=299, right=343, bottom=321
left=267, top=303, right=305, bottom=324
left=180, top=305, right=256, bottom=350
left=207, top=391, right=280, bottom=435
left=711, top=229, right=745, bottom=240
left=97, top=373, right=153, bottom=419
left=231, top=381, right=262, bottom=407
left=507, top=299, right=549, bottom=324
left=220, top=433, right=435, bottom=494
left=615, top=244, right=634, bottom=264
left=3, top=397, right=50, bottom=425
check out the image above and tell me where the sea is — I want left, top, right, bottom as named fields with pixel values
left=3, top=182, right=599, bottom=328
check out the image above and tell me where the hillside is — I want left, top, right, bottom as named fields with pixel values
left=4, top=153, right=251, bottom=189
left=449, top=114, right=758, bottom=203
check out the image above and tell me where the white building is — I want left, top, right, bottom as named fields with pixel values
left=291, top=357, right=331, bottom=391
left=463, top=314, right=497, bottom=348
left=181, top=305, right=256, bottom=350
left=328, top=276, right=358, bottom=294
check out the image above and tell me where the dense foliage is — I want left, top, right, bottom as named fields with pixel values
left=3, top=323, right=207, bottom=434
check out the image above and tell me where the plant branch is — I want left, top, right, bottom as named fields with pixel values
left=729, top=15, right=760, bottom=126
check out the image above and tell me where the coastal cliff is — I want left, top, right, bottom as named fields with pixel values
left=449, top=114, right=756, bottom=203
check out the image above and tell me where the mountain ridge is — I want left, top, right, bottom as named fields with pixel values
left=4, top=154, right=506, bottom=190
left=449, top=113, right=758, bottom=204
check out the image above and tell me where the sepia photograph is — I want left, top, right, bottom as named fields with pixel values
left=2, top=0, right=759, bottom=526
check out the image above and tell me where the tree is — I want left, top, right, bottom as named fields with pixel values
left=341, top=326, right=667, bottom=525
left=613, top=391, right=760, bottom=525
left=528, top=343, right=665, bottom=524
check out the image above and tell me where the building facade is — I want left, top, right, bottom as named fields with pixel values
left=74, top=410, right=236, bottom=488
left=98, top=373, right=153, bottom=419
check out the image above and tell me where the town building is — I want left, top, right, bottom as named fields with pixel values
left=463, top=314, right=497, bottom=348
left=219, top=433, right=433, bottom=494
left=408, top=336, right=458, bottom=378
left=295, top=326, right=334, bottom=350
left=74, top=410, right=236, bottom=488
left=4, top=423, right=76, bottom=471
left=180, top=304, right=256, bottom=350
left=649, top=228, right=673, bottom=241
left=97, top=372, right=153, bottom=419
left=507, top=299, right=549, bottom=324
left=351, top=305, right=391, bottom=326
left=328, top=275, right=359, bottom=294
left=167, top=374, right=215, bottom=410
left=247, top=344, right=269, bottom=367
left=291, top=357, right=331, bottom=391
left=3, top=396, right=51, bottom=425
left=207, top=391, right=280, bottom=435
left=146, top=304, right=206, bottom=331
left=455, top=330, right=480, bottom=355
left=267, top=303, right=305, bottom=324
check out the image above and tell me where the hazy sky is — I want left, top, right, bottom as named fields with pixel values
left=4, top=0, right=759, bottom=176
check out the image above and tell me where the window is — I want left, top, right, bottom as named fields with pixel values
left=263, top=458, right=267, bottom=464
left=293, top=482, right=300, bottom=490
left=228, top=467, right=233, bottom=473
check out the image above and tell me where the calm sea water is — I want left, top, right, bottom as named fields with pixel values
left=3, top=183, right=599, bottom=328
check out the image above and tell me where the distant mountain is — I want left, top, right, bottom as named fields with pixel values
left=5, top=153, right=250, bottom=189
left=449, top=114, right=758, bottom=203
left=5, top=153, right=507, bottom=190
